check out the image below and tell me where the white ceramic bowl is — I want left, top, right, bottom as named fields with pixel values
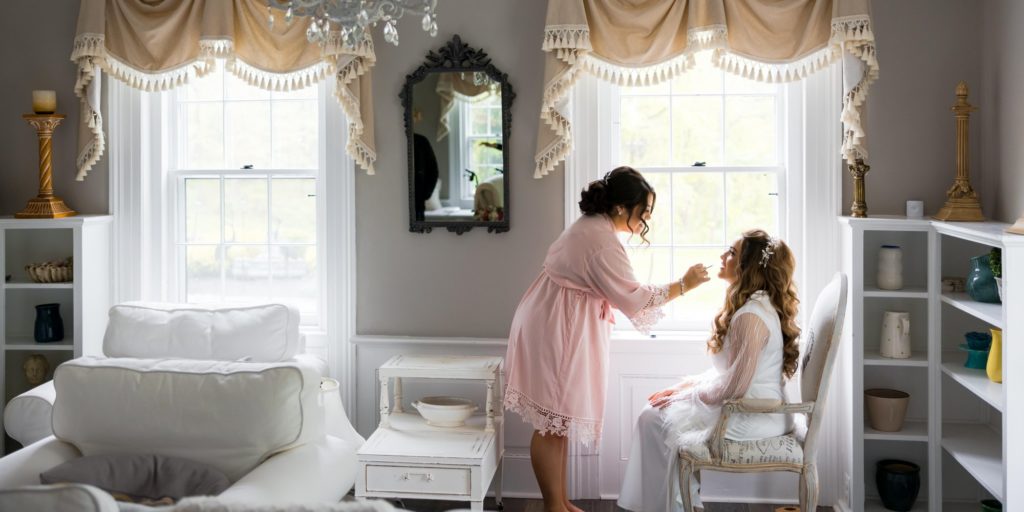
left=412, top=396, right=478, bottom=427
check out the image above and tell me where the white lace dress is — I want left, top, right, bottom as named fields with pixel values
left=618, top=291, right=793, bottom=511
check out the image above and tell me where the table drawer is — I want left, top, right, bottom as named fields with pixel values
left=365, top=464, right=472, bottom=496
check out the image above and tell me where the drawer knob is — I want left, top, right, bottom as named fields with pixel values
left=400, top=472, right=434, bottom=482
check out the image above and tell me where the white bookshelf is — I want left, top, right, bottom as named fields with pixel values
left=841, top=216, right=1022, bottom=511
left=0, top=215, right=112, bottom=453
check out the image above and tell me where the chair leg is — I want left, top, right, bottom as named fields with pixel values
left=800, top=465, right=819, bottom=511
left=678, top=459, right=694, bottom=512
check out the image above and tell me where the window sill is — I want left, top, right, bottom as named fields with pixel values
left=611, top=329, right=708, bottom=344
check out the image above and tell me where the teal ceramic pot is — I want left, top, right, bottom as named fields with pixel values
left=981, top=499, right=1002, bottom=512
left=960, top=344, right=990, bottom=369
left=966, top=255, right=1000, bottom=303
left=965, top=331, right=992, bottom=351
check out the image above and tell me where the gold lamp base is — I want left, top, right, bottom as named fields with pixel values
left=933, top=197, right=985, bottom=222
left=15, top=195, right=77, bottom=219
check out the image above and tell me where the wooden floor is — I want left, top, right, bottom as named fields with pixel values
left=391, top=498, right=821, bottom=511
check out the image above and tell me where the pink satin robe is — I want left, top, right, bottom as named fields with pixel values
left=503, top=214, right=669, bottom=444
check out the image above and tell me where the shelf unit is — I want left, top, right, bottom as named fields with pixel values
left=0, top=215, right=112, bottom=453
left=841, top=216, right=1022, bottom=511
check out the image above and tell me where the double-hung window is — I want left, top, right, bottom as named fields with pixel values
left=169, top=66, right=322, bottom=325
left=595, top=54, right=790, bottom=331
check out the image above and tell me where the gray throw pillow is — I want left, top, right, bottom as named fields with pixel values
left=40, top=454, right=230, bottom=501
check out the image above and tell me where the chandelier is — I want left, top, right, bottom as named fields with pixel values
left=267, top=0, right=438, bottom=47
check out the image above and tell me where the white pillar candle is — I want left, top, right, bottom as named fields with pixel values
left=32, top=90, right=56, bottom=114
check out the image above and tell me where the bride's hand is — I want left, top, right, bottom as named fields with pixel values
left=680, top=263, right=712, bottom=292
left=647, top=387, right=677, bottom=409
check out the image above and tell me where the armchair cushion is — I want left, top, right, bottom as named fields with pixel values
left=681, top=433, right=803, bottom=466
left=52, top=357, right=323, bottom=481
left=103, top=302, right=302, bottom=362
left=40, top=453, right=230, bottom=501
left=0, top=484, right=119, bottom=512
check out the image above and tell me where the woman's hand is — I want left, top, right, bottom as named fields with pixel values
left=680, top=263, right=711, bottom=293
left=647, top=380, right=693, bottom=409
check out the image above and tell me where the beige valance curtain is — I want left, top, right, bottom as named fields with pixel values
left=535, top=0, right=879, bottom=178
left=71, top=0, right=377, bottom=180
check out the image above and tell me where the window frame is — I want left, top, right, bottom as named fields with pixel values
left=108, top=66, right=358, bottom=388
left=565, top=64, right=830, bottom=336
left=165, top=71, right=324, bottom=327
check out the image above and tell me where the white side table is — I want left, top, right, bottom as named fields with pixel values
left=356, top=355, right=504, bottom=511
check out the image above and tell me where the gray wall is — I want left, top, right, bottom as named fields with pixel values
left=842, top=0, right=983, bottom=218
left=1, top=1, right=1014, bottom=335
left=356, top=0, right=559, bottom=337
left=0, top=0, right=108, bottom=216
left=981, top=0, right=1024, bottom=223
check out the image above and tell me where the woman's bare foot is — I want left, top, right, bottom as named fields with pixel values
left=565, top=500, right=585, bottom=512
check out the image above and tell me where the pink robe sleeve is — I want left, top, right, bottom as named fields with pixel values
left=691, top=313, right=771, bottom=405
left=586, top=247, right=669, bottom=334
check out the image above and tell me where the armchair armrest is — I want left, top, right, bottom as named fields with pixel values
left=708, top=399, right=815, bottom=461
left=4, top=380, right=56, bottom=446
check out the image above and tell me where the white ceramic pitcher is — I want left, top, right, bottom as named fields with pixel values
left=880, top=311, right=912, bottom=358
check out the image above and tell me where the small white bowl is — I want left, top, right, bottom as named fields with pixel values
left=412, top=396, right=478, bottom=427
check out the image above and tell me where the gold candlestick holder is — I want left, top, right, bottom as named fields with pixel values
left=16, top=113, right=76, bottom=219
left=934, top=82, right=984, bottom=222
left=849, top=158, right=870, bottom=218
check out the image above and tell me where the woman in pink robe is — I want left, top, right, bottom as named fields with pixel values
left=504, top=166, right=710, bottom=512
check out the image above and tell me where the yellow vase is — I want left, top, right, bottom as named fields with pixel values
left=987, top=328, right=1003, bottom=383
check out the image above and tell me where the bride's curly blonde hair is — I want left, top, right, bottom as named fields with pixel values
left=708, top=229, right=801, bottom=379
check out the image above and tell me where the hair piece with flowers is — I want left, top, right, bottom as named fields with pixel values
left=759, top=236, right=778, bottom=268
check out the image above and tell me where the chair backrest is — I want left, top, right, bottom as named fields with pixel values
left=103, top=302, right=303, bottom=362
left=799, top=273, right=848, bottom=459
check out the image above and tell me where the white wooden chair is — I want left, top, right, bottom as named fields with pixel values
left=678, top=273, right=848, bottom=511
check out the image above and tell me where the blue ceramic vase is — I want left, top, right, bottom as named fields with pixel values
left=966, top=255, right=1000, bottom=303
left=33, top=303, right=64, bottom=343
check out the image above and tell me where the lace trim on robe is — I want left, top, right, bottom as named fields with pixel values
left=504, top=387, right=601, bottom=446
left=627, top=284, right=670, bottom=335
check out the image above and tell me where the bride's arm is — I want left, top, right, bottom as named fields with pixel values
left=691, top=313, right=771, bottom=406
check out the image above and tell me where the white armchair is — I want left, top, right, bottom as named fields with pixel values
left=0, top=302, right=363, bottom=505
left=677, top=273, right=848, bottom=511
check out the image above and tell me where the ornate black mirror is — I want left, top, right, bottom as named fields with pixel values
left=402, top=35, right=514, bottom=234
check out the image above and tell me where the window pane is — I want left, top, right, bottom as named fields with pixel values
left=271, top=178, right=316, bottom=243
left=470, top=105, right=489, bottom=135
left=639, top=172, right=671, bottom=245
left=186, top=245, right=220, bottom=304
left=672, top=172, right=724, bottom=245
left=725, top=172, right=778, bottom=238
left=184, top=103, right=224, bottom=169
left=669, top=247, right=729, bottom=323
left=724, top=96, right=776, bottom=165
left=182, top=69, right=223, bottom=101
left=224, top=178, right=268, bottom=243
left=672, top=96, right=722, bottom=166
left=226, top=101, right=271, bottom=169
left=224, top=245, right=269, bottom=302
left=670, top=53, right=721, bottom=95
left=269, top=245, right=317, bottom=316
left=620, top=96, right=670, bottom=166
left=225, top=72, right=270, bottom=101
left=271, top=100, right=318, bottom=169
left=625, top=246, right=672, bottom=285
left=184, top=178, right=220, bottom=243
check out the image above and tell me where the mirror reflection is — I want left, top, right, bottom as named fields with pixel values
left=412, top=71, right=504, bottom=223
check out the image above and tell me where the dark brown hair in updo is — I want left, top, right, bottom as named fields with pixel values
left=578, top=166, right=656, bottom=243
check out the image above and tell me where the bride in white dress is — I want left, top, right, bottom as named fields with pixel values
left=618, top=229, right=802, bottom=512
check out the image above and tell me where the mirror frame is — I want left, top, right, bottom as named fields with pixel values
left=401, top=34, right=515, bottom=234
